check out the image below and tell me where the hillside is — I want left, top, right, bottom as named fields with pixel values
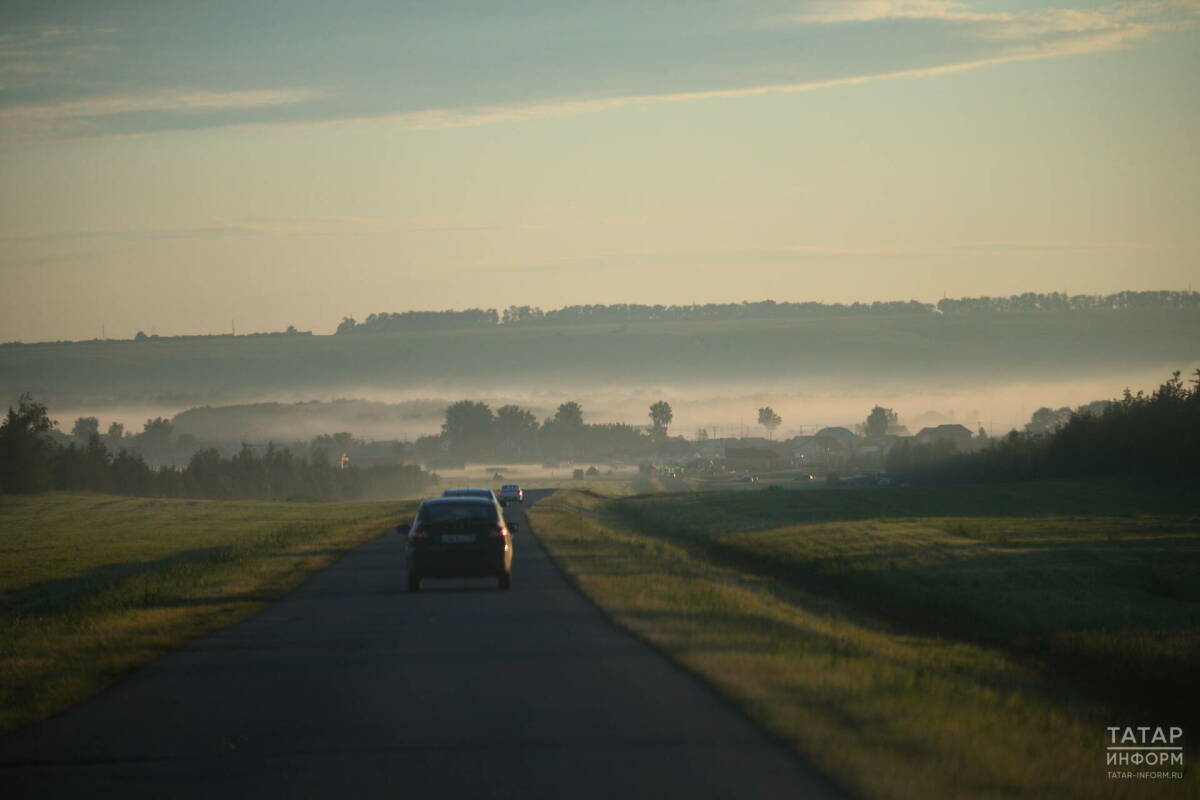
left=3, top=310, right=1198, bottom=408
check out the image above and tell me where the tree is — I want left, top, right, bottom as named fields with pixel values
left=106, top=421, right=125, bottom=444
left=82, top=433, right=113, bottom=491
left=1025, top=406, right=1071, bottom=435
left=0, top=394, right=58, bottom=492
left=649, top=401, right=673, bottom=438
left=540, top=401, right=586, bottom=458
left=554, top=401, right=584, bottom=428
left=495, top=405, right=538, bottom=450
left=72, top=416, right=100, bottom=440
left=442, top=400, right=494, bottom=457
left=1077, top=400, right=1113, bottom=418
left=757, top=407, right=781, bottom=437
left=864, top=406, right=898, bottom=438
left=136, top=417, right=174, bottom=455
left=110, top=448, right=152, bottom=495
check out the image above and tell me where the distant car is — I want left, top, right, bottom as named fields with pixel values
left=442, top=487, right=499, bottom=503
left=498, top=484, right=523, bottom=505
left=406, top=496, right=513, bottom=591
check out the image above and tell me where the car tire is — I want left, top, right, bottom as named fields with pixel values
left=407, top=572, right=420, bottom=592
left=498, top=571, right=511, bottom=591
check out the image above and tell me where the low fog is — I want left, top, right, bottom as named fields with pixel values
left=43, top=367, right=1188, bottom=447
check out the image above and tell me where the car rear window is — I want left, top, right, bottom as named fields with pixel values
left=419, top=502, right=498, bottom=524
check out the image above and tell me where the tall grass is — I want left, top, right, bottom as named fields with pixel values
left=528, top=482, right=1200, bottom=799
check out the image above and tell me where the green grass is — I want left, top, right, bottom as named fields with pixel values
left=0, top=492, right=413, bottom=736
left=527, top=480, right=1200, bottom=800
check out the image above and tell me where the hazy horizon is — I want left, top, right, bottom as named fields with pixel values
left=39, top=367, right=1187, bottom=446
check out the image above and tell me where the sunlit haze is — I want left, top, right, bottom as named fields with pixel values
left=2, top=0, right=1198, bottom=342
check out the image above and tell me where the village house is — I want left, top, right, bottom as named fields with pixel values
left=914, top=424, right=975, bottom=450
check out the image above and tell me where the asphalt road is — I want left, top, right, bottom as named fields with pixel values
left=1, top=491, right=841, bottom=799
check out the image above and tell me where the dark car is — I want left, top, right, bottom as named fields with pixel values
left=406, top=497, right=514, bottom=591
left=442, top=487, right=500, bottom=503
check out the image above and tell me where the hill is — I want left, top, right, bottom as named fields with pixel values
left=3, top=310, right=1198, bottom=409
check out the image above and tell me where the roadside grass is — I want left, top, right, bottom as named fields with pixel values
left=687, top=475, right=826, bottom=492
left=436, top=464, right=641, bottom=496
left=632, top=471, right=667, bottom=494
left=527, top=482, right=1200, bottom=800
left=0, top=492, right=412, bottom=736
left=528, top=477, right=641, bottom=495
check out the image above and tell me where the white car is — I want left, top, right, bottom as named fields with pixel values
left=498, top=484, right=524, bottom=505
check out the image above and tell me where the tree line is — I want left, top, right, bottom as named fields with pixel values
left=337, top=300, right=939, bottom=334
left=887, top=370, right=1200, bottom=482
left=935, top=290, right=1199, bottom=314
left=336, top=309, right=499, bottom=334
left=0, top=395, right=436, bottom=500
left=334, top=292, right=1199, bottom=334
left=416, top=399, right=656, bottom=463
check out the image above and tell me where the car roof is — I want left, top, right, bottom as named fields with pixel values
left=442, top=487, right=495, bottom=495
left=422, top=496, right=493, bottom=506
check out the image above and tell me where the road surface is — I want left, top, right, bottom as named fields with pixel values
left=0, top=490, right=841, bottom=799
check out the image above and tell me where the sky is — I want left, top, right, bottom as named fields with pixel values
left=1, top=0, right=1197, bottom=341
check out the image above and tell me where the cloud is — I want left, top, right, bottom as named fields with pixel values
left=2, top=3, right=1194, bottom=145
left=0, top=217, right=372, bottom=244
left=0, top=87, right=321, bottom=143
left=0, top=25, right=119, bottom=90
left=798, top=0, right=997, bottom=25
left=0, top=215, right=545, bottom=244
left=437, top=240, right=1195, bottom=280
left=797, top=0, right=1199, bottom=40
left=345, top=42, right=1117, bottom=132
left=598, top=240, right=1195, bottom=263
left=235, top=1, right=1192, bottom=137
left=946, top=240, right=1189, bottom=253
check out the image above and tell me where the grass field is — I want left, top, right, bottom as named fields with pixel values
left=0, top=493, right=413, bottom=736
left=527, top=479, right=1200, bottom=799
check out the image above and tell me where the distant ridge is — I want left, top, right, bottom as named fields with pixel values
left=3, top=291, right=1197, bottom=347
left=336, top=291, right=1200, bottom=336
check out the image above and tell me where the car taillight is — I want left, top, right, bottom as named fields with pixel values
left=489, top=524, right=507, bottom=538
left=410, top=525, right=429, bottom=539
